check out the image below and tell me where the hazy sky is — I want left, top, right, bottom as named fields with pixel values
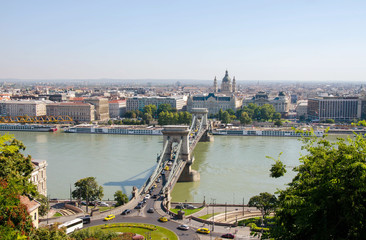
left=1, top=1, right=365, bottom=81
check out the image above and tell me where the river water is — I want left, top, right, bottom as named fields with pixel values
left=3, top=131, right=307, bottom=203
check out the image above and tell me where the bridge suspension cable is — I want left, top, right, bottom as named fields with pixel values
left=162, top=140, right=183, bottom=192
left=142, top=140, right=169, bottom=193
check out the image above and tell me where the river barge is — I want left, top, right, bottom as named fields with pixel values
left=64, top=124, right=163, bottom=135
left=212, top=127, right=324, bottom=137
left=0, top=124, right=57, bottom=132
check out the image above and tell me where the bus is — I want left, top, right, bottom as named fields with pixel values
left=59, top=218, right=83, bottom=234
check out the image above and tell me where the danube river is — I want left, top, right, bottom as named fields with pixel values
left=3, top=131, right=307, bottom=203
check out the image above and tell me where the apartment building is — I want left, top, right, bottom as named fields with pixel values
left=109, top=99, right=126, bottom=118
left=46, top=102, right=95, bottom=122
left=126, top=96, right=186, bottom=112
left=308, top=97, right=361, bottom=121
left=0, top=100, right=47, bottom=116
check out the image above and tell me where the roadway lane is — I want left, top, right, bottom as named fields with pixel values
left=84, top=172, right=200, bottom=240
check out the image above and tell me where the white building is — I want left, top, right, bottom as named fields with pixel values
left=31, top=159, right=47, bottom=196
left=126, top=96, right=186, bottom=112
left=296, top=100, right=308, bottom=119
left=243, top=91, right=290, bottom=116
left=109, top=99, right=126, bottom=118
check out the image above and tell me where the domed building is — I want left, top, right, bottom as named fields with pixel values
left=214, top=70, right=236, bottom=95
left=187, top=71, right=241, bottom=115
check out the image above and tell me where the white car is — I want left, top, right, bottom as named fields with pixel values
left=144, top=194, right=151, bottom=199
left=99, top=202, right=109, bottom=207
left=178, top=224, right=189, bottom=230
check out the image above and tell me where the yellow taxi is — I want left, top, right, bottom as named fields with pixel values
left=104, top=214, right=115, bottom=221
left=197, top=228, right=210, bottom=234
left=158, top=216, right=168, bottom=222
left=164, top=166, right=169, bottom=171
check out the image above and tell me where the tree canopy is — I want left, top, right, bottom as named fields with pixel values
left=0, top=134, right=36, bottom=238
left=114, top=190, right=129, bottom=207
left=248, top=192, right=277, bottom=219
left=271, top=134, right=366, bottom=239
left=72, top=177, right=104, bottom=213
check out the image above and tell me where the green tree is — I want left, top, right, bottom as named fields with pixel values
left=218, top=109, right=224, bottom=120
left=248, top=192, right=277, bottom=219
left=114, top=190, right=129, bottom=207
left=274, top=119, right=283, bottom=127
left=30, top=224, right=69, bottom=240
left=142, top=113, right=153, bottom=124
left=221, top=111, right=232, bottom=124
left=227, top=109, right=235, bottom=116
left=157, top=103, right=173, bottom=114
left=143, top=104, right=157, bottom=117
left=325, top=118, right=335, bottom=124
left=260, top=104, right=275, bottom=121
left=273, top=112, right=282, bottom=120
left=36, top=194, right=49, bottom=217
left=271, top=134, right=366, bottom=239
left=240, top=112, right=252, bottom=125
left=0, top=134, right=36, bottom=197
left=72, top=177, right=104, bottom=213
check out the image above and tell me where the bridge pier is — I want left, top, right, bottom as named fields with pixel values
left=161, top=126, right=200, bottom=183
left=178, top=156, right=200, bottom=182
left=199, top=130, right=214, bottom=142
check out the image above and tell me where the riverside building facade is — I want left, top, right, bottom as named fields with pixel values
left=126, top=96, right=186, bottom=112
left=307, top=97, right=361, bottom=121
left=46, top=102, right=95, bottom=122
left=0, top=100, right=47, bottom=116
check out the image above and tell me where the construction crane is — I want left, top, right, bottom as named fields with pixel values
left=0, top=116, right=73, bottom=124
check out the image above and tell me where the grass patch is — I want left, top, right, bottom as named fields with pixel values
left=98, top=206, right=115, bottom=212
left=170, top=207, right=203, bottom=216
left=199, top=212, right=222, bottom=220
left=53, top=212, right=62, bottom=217
left=88, top=222, right=178, bottom=240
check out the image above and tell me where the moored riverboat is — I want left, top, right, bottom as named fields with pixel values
left=0, top=124, right=57, bottom=132
left=212, top=127, right=324, bottom=137
left=64, top=124, right=163, bottom=135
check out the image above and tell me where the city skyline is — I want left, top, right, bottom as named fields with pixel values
left=1, top=1, right=365, bottom=81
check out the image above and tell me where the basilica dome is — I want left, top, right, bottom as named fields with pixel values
left=222, top=70, right=231, bottom=82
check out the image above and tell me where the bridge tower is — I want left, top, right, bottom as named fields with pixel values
left=161, top=125, right=200, bottom=182
left=190, top=108, right=214, bottom=142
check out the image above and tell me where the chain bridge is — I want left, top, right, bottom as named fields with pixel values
left=140, top=108, right=213, bottom=199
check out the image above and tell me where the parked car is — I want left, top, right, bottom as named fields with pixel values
left=104, top=214, right=115, bottom=221
left=147, top=208, right=154, bottom=213
left=164, top=166, right=169, bottom=171
left=221, top=233, right=235, bottom=239
left=177, top=224, right=189, bottom=230
left=99, top=202, right=109, bottom=207
left=121, top=209, right=131, bottom=215
left=144, top=194, right=151, bottom=199
left=175, top=205, right=184, bottom=209
left=197, top=228, right=210, bottom=234
left=158, top=217, right=168, bottom=222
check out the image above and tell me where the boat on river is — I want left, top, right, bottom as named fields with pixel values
left=212, top=127, right=324, bottom=137
left=0, top=124, right=57, bottom=132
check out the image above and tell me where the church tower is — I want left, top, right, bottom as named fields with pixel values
left=213, top=76, right=218, bottom=93
left=232, top=76, right=236, bottom=93
left=220, top=70, right=232, bottom=95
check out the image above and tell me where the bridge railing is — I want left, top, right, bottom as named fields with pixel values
left=141, top=141, right=169, bottom=194
left=162, top=140, right=183, bottom=192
